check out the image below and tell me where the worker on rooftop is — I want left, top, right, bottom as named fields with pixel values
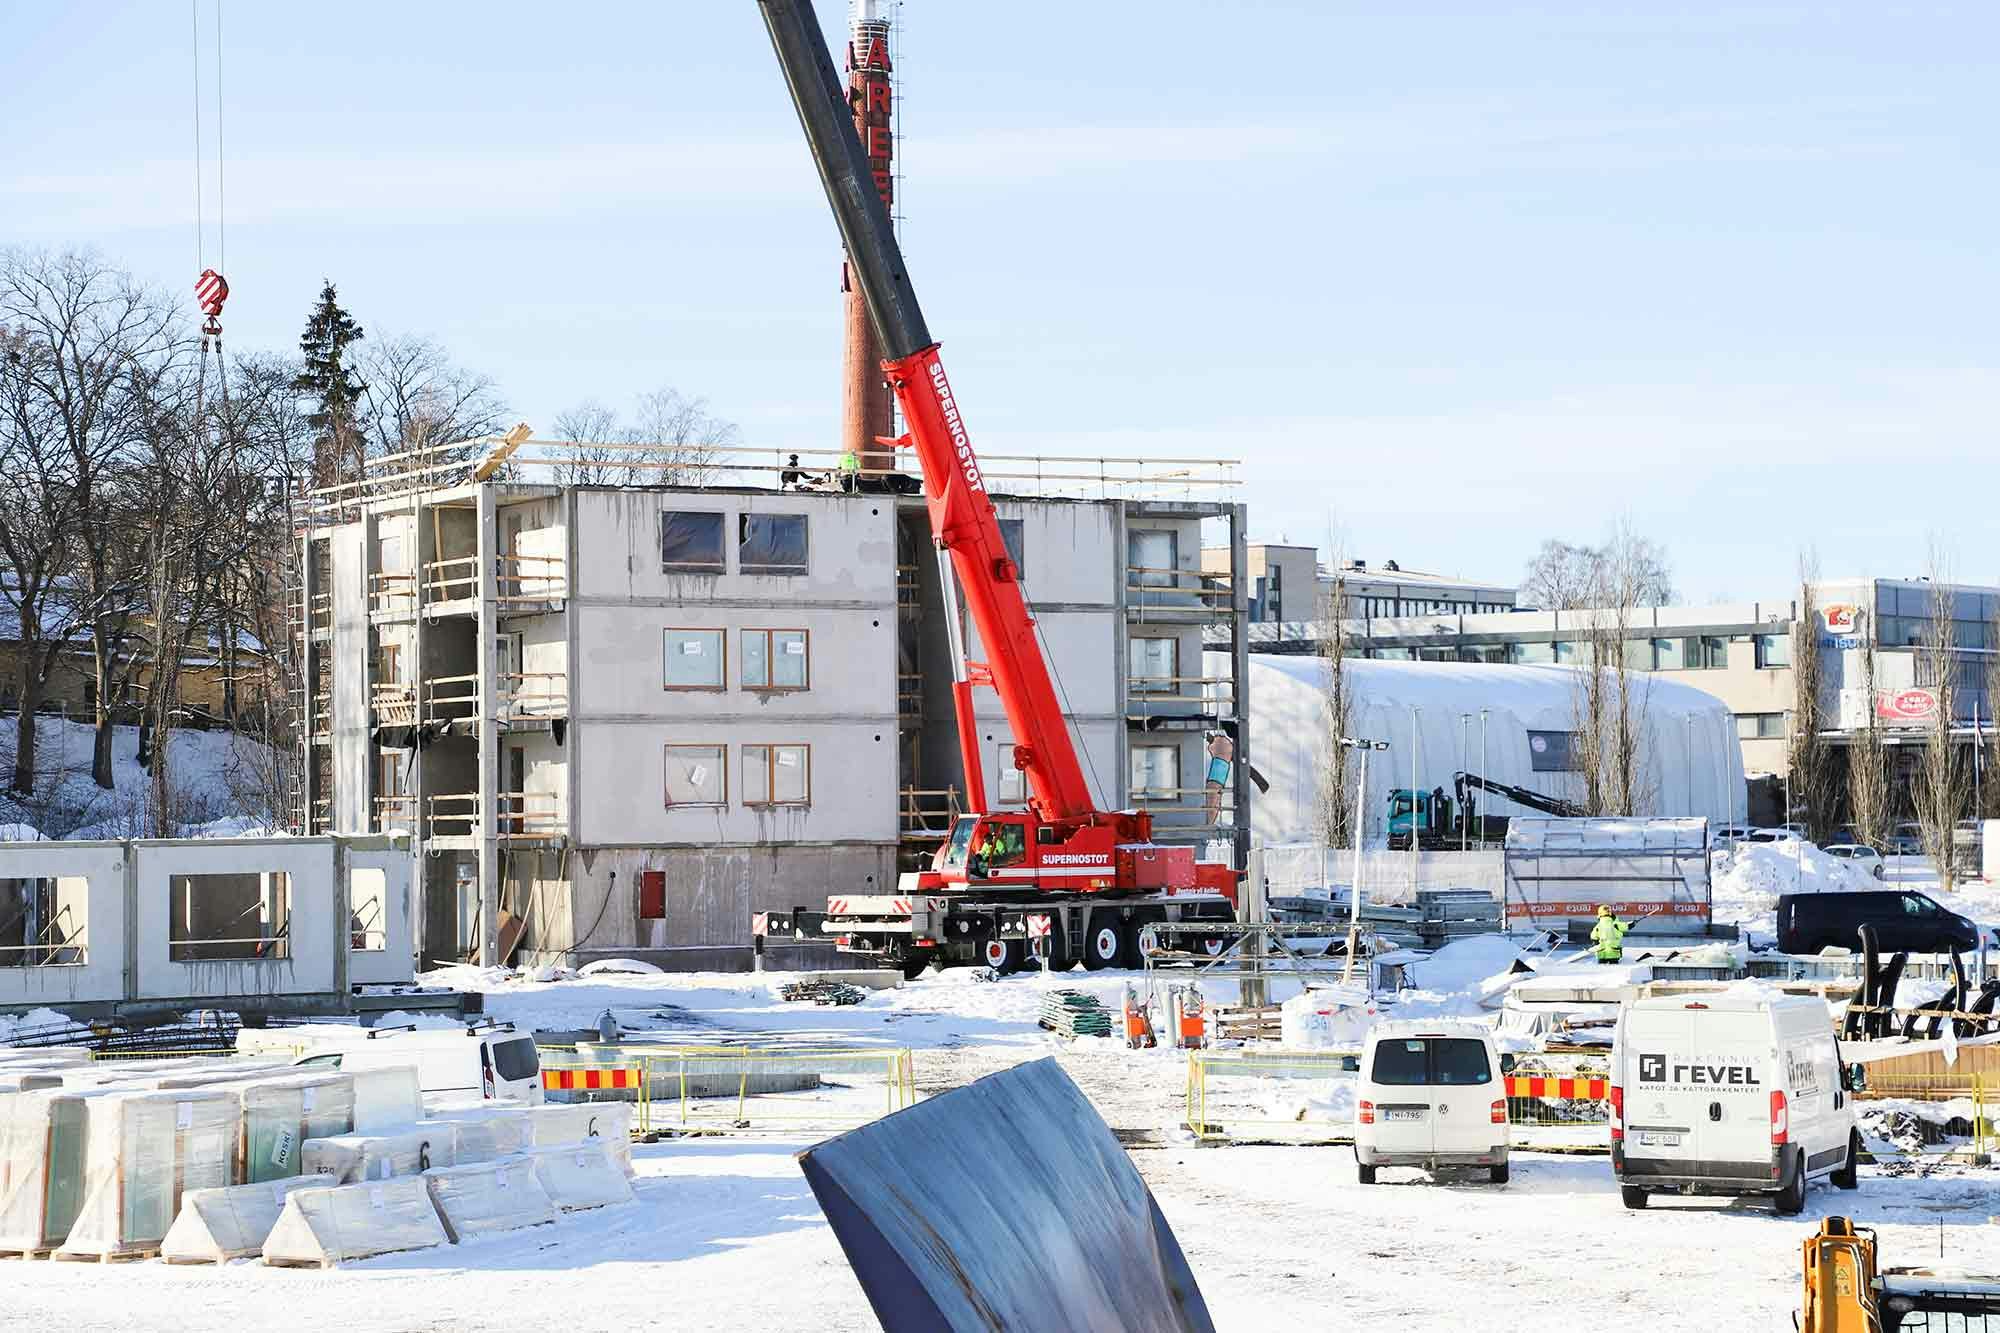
left=1591, top=904, right=1630, bottom=965
left=838, top=445, right=860, bottom=492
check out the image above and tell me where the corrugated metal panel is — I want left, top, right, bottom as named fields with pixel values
left=798, top=1057, right=1214, bottom=1333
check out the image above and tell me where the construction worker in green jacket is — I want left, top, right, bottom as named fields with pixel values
left=1592, top=905, right=1630, bottom=965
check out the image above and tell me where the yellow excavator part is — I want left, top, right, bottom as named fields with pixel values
left=1802, top=1216, right=1881, bottom=1333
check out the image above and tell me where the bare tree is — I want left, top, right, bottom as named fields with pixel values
left=0, top=322, right=88, bottom=794
left=356, top=333, right=507, bottom=480
left=1912, top=559, right=1964, bottom=894
left=1523, top=532, right=1675, bottom=611
left=1568, top=524, right=1657, bottom=815
left=1986, top=599, right=2000, bottom=821
left=1848, top=605, right=1891, bottom=849
left=547, top=400, right=631, bottom=487
left=1788, top=555, right=1837, bottom=843
left=0, top=249, right=182, bottom=790
left=1316, top=558, right=1355, bottom=846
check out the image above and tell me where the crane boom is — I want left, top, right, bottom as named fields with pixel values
left=758, top=0, right=1099, bottom=822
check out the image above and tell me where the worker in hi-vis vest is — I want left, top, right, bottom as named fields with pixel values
left=1591, top=905, right=1630, bottom=964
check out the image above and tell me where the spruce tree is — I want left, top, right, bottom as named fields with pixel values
left=292, top=282, right=366, bottom=485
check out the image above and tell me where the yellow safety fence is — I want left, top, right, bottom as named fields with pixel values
left=1184, top=1049, right=1358, bottom=1145
left=1856, top=1072, right=1993, bottom=1161
left=540, top=1046, right=916, bottom=1139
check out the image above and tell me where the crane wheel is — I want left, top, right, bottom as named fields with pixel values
left=982, top=936, right=1024, bottom=975
left=1083, top=915, right=1126, bottom=971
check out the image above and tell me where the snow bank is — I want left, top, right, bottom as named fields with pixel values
left=1408, top=935, right=1527, bottom=994
left=1711, top=839, right=1869, bottom=936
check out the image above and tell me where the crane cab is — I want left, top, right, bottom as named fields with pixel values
left=936, top=814, right=1044, bottom=885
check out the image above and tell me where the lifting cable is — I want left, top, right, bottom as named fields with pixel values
left=190, top=0, right=231, bottom=424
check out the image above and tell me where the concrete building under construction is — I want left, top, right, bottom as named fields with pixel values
left=292, top=447, right=1246, bottom=971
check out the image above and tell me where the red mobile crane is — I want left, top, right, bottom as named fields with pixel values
left=757, top=2, right=1239, bottom=977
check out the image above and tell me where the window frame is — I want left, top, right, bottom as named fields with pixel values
left=742, top=742, right=812, bottom=808
left=1128, top=634, right=1180, bottom=694
left=1130, top=742, right=1181, bottom=800
left=741, top=628, right=811, bottom=692
left=663, top=627, right=727, bottom=691
left=1755, top=632, right=1792, bottom=670
left=664, top=743, right=729, bottom=809
left=738, top=513, right=810, bottom=576
left=660, top=510, right=727, bottom=575
left=1127, top=528, right=1178, bottom=588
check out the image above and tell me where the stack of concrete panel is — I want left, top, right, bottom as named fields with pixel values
left=205, top=1074, right=357, bottom=1183
left=349, top=1066, right=422, bottom=1132
left=57, top=1088, right=240, bottom=1260
left=261, top=1176, right=449, bottom=1268
left=521, top=1142, right=634, bottom=1213
left=428, top=1103, right=532, bottom=1159
left=161, top=1176, right=328, bottom=1264
left=422, top=1156, right=556, bottom=1242
left=523, top=1102, right=633, bottom=1176
left=300, top=1123, right=460, bottom=1184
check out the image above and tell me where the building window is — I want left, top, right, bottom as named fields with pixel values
left=1553, top=640, right=1579, bottom=665
left=739, top=514, right=808, bottom=574
left=1512, top=641, right=1555, bottom=665
left=742, top=629, right=809, bottom=690
left=169, top=873, right=290, bottom=961
left=664, top=628, right=726, bottom=689
left=1623, top=639, right=1655, bottom=671
left=1755, top=633, right=1791, bottom=669
left=1268, top=563, right=1283, bottom=621
left=1527, top=731, right=1579, bottom=773
left=1736, top=712, right=1786, bottom=740
left=997, top=747, right=1026, bottom=805
left=661, top=511, right=726, bottom=574
left=0, top=876, right=88, bottom=967
left=1131, top=743, right=1180, bottom=800
left=1128, top=529, right=1177, bottom=587
left=665, top=744, right=727, bottom=807
left=1652, top=637, right=1685, bottom=671
left=743, top=744, right=810, bottom=807
left=997, top=518, right=1025, bottom=579
left=1685, top=636, right=1728, bottom=669
left=1128, top=636, right=1179, bottom=692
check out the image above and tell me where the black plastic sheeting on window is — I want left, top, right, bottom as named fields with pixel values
left=739, top=513, right=807, bottom=573
left=661, top=511, right=725, bottom=572
left=1527, top=730, right=1578, bottom=772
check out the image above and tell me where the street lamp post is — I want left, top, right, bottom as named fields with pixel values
left=1338, top=736, right=1390, bottom=987
left=1459, top=713, right=1472, bottom=851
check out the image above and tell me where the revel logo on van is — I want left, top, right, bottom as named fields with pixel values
left=1637, top=1052, right=1760, bottom=1087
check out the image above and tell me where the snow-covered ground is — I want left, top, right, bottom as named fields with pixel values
left=0, top=715, right=276, bottom=838
left=6, top=963, right=1999, bottom=1331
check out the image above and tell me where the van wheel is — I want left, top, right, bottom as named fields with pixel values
left=1082, top=913, right=1127, bottom=971
left=1489, top=1163, right=1509, bottom=1185
left=1620, top=1185, right=1648, bottom=1210
left=1357, top=1163, right=1376, bottom=1185
left=1832, top=1130, right=1861, bottom=1190
left=1774, top=1150, right=1807, bottom=1215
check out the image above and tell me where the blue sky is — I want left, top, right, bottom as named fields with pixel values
left=5, top=2, right=1995, bottom=599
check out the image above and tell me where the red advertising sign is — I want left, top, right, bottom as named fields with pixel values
left=1823, top=604, right=1859, bottom=634
left=1875, top=688, right=1939, bottom=724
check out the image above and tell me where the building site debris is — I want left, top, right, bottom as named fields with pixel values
left=1038, top=990, right=1114, bottom=1039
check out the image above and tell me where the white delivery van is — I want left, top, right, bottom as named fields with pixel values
left=1354, top=1019, right=1511, bottom=1184
left=1611, top=992, right=1860, bottom=1213
left=240, top=1023, right=544, bottom=1105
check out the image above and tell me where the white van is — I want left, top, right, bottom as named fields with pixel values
left=239, top=1023, right=545, bottom=1105
left=1611, top=992, right=1860, bottom=1213
left=1354, top=1020, right=1510, bottom=1184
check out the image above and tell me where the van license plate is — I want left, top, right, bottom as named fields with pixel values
left=1638, top=1132, right=1681, bottom=1147
left=1386, top=1109, right=1425, bottom=1122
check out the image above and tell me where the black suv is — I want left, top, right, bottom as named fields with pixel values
left=1776, top=890, right=1979, bottom=955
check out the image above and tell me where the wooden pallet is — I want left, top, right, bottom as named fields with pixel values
left=263, top=1254, right=339, bottom=1271
left=52, top=1247, right=159, bottom=1264
left=1210, top=1004, right=1284, bottom=1041
left=161, top=1252, right=239, bottom=1267
left=0, top=1248, right=56, bottom=1260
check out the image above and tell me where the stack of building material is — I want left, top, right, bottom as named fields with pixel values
left=161, top=1176, right=328, bottom=1264
left=1416, top=889, right=1503, bottom=947
left=778, top=978, right=866, bottom=1006
left=521, top=1142, right=634, bottom=1212
left=56, top=1088, right=240, bottom=1261
left=261, top=1175, right=449, bottom=1268
left=205, top=1074, right=357, bottom=1182
left=522, top=1102, right=634, bottom=1176
left=300, top=1123, right=460, bottom=1184
left=349, top=1065, right=423, bottom=1132
left=429, top=1104, right=532, bottom=1160
left=0, top=1088, right=102, bottom=1254
left=0, top=1047, right=90, bottom=1068
left=1037, top=990, right=1114, bottom=1039
left=422, top=1155, right=556, bottom=1242
left=0, top=1072, right=63, bottom=1094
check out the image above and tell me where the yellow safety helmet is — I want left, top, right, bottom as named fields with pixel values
left=1597, top=904, right=1613, bottom=916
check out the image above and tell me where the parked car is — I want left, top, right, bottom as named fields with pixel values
left=1612, top=992, right=1860, bottom=1214
left=1823, top=844, right=1887, bottom=880
left=1748, top=828, right=1803, bottom=845
left=1712, top=824, right=1757, bottom=845
left=1354, top=1020, right=1511, bottom=1185
left=1889, top=822, right=1925, bottom=856
left=1775, top=890, right=1978, bottom=956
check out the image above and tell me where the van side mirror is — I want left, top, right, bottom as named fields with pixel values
left=1845, top=1062, right=1867, bottom=1092
left=1500, top=1054, right=1518, bottom=1075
